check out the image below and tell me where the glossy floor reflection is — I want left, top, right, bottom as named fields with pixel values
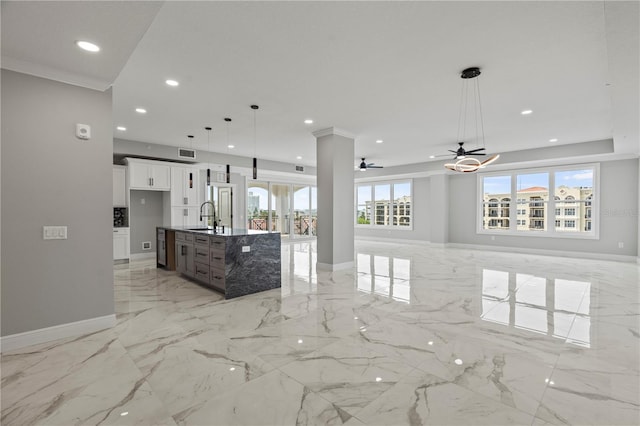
left=2, top=240, right=639, bottom=425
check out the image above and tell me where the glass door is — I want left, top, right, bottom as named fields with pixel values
left=271, top=183, right=291, bottom=237
left=247, top=181, right=317, bottom=239
left=293, top=185, right=310, bottom=238
left=247, top=182, right=269, bottom=230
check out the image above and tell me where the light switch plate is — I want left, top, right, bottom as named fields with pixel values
left=242, top=246, right=250, bottom=253
left=43, top=226, right=67, bottom=240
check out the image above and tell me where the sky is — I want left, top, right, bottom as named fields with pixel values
left=484, top=169, right=593, bottom=194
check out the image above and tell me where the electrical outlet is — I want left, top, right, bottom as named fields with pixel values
left=43, top=226, right=67, bottom=240
left=618, top=242, right=624, bottom=249
left=491, top=236, right=495, bottom=241
left=242, top=246, right=250, bottom=253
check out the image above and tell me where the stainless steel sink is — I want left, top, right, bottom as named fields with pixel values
left=187, top=228, right=213, bottom=231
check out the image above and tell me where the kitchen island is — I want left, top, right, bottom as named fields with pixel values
left=157, top=226, right=281, bottom=299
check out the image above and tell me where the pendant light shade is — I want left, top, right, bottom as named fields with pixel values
left=251, top=105, right=259, bottom=180
left=187, top=135, right=194, bottom=188
left=252, top=157, right=257, bottom=180
left=205, top=127, right=212, bottom=185
left=224, top=118, right=232, bottom=184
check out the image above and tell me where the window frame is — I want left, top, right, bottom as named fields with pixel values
left=476, top=163, right=599, bottom=239
left=355, top=179, right=413, bottom=230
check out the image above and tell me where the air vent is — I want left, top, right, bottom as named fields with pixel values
left=295, top=165, right=304, bottom=173
left=178, top=148, right=196, bottom=159
left=142, top=241, right=151, bottom=250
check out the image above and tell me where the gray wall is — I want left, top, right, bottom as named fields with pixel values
left=130, top=190, right=164, bottom=255
left=1, top=70, right=114, bottom=336
left=354, top=177, right=430, bottom=241
left=448, top=159, right=639, bottom=257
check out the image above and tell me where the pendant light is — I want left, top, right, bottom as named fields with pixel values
left=205, top=126, right=212, bottom=185
left=251, top=105, right=259, bottom=179
left=187, top=135, right=194, bottom=188
left=224, top=117, right=232, bottom=183
left=444, top=67, right=499, bottom=173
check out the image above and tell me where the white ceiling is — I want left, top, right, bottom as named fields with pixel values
left=2, top=1, right=638, bottom=168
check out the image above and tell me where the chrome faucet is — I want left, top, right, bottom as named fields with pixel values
left=199, top=201, right=217, bottom=230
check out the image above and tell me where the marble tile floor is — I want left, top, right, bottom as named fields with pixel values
left=2, top=240, right=639, bottom=425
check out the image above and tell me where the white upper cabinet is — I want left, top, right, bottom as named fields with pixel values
left=127, top=159, right=171, bottom=190
left=171, top=166, right=199, bottom=206
left=112, top=166, right=127, bottom=206
left=171, top=206, right=200, bottom=227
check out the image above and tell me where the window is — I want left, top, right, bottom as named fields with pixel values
left=481, top=176, right=511, bottom=231
left=355, top=180, right=412, bottom=228
left=554, top=169, right=594, bottom=234
left=478, top=164, right=598, bottom=238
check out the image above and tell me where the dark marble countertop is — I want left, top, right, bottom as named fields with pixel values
left=157, top=225, right=275, bottom=237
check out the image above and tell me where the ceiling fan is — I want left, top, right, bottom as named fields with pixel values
left=358, top=158, right=383, bottom=171
left=449, top=142, right=485, bottom=159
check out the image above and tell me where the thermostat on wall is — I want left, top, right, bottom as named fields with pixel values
left=76, top=123, right=91, bottom=140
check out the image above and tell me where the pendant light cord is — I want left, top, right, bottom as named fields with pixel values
left=476, top=75, right=486, bottom=150
left=457, top=79, right=466, bottom=143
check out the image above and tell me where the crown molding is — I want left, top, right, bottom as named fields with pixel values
left=312, top=127, right=356, bottom=140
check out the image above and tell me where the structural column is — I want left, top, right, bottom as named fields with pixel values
left=314, top=127, right=355, bottom=270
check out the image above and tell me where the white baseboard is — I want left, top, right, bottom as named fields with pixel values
left=446, top=243, right=637, bottom=263
left=130, top=252, right=156, bottom=261
left=317, top=261, right=354, bottom=271
left=355, top=236, right=430, bottom=246
left=0, top=314, right=116, bottom=353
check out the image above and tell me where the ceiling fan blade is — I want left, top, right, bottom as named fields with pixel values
left=467, top=152, right=486, bottom=156
left=465, top=148, right=486, bottom=154
left=368, top=165, right=383, bottom=168
left=448, top=150, right=458, bottom=154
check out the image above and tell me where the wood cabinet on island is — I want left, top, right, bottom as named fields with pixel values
left=157, top=226, right=281, bottom=299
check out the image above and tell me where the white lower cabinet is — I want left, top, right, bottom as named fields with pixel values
left=113, top=228, right=130, bottom=260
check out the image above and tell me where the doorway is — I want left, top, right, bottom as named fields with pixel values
left=208, top=184, right=234, bottom=228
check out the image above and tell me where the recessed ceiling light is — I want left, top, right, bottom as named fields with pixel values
left=454, top=358, right=463, bottom=365
left=376, top=139, right=383, bottom=144
left=521, top=109, right=533, bottom=115
left=165, top=79, right=179, bottom=87
left=227, top=144, right=235, bottom=149
left=304, top=119, right=313, bottom=124
left=296, top=156, right=302, bottom=160
left=549, top=138, right=558, bottom=143
left=375, top=377, right=382, bottom=382
left=116, top=126, right=126, bottom=131
left=76, top=40, right=100, bottom=52
left=429, top=155, right=435, bottom=159
left=135, top=108, right=147, bottom=114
